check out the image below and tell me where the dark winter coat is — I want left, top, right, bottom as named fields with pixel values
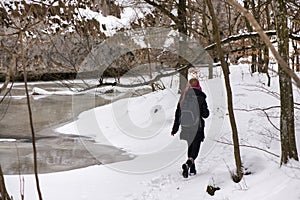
left=171, top=88, right=209, bottom=143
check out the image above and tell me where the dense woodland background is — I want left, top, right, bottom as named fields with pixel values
left=1, top=0, right=299, bottom=81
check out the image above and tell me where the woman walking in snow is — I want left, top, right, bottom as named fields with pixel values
left=171, top=78, right=210, bottom=178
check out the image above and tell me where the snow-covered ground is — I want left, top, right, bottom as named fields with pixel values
left=5, top=64, right=300, bottom=200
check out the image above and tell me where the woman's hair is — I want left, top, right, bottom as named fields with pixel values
left=179, top=78, right=201, bottom=105
left=189, top=78, right=201, bottom=90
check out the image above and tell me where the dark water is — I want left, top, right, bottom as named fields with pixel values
left=0, top=82, right=145, bottom=175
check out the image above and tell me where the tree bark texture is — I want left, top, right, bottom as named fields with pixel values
left=275, top=0, right=299, bottom=164
left=178, top=0, right=189, bottom=93
left=20, top=32, right=43, bottom=200
left=206, top=0, right=243, bottom=181
left=0, top=165, right=11, bottom=200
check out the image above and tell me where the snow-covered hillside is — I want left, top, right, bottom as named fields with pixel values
left=5, top=64, right=300, bottom=200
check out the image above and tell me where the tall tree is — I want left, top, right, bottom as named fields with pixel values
left=243, top=0, right=258, bottom=73
left=206, top=0, right=243, bottom=182
left=177, top=0, right=189, bottom=92
left=143, top=0, right=189, bottom=92
left=274, top=0, right=299, bottom=164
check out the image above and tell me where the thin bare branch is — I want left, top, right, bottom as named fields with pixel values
left=143, top=0, right=180, bottom=26
left=216, top=140, right=280, bottom=158
left=79, top=65, right=190, bottom=92
left=205, top=30, right=300, bottom=51
left=235, top=107, right=280, bottom=131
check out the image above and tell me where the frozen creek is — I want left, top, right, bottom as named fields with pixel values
left=0, top=82, right=142, bottom=175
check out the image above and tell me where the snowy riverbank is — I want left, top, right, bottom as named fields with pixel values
left=5, top=64, right=300, bottom=200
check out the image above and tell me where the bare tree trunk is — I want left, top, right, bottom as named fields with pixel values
left=206, top=0, right=243, bottom=182
left=20, top=32, right=43, bottom=200
left=0, top=61, right=11, bottom=95
left=0, top=165, right=12, bottom=200
left=296, top=53, right=300, bottom=72
left=178, top=0, right=188, bottom=93
left=143, top=0, right=189, bottom=92
left=0, top=51, right=15, bottom=95
left=291, top=42, right=296, bottom=71
left=201, top=1, right=214, bottom=79
left=291, top=23, right=298, bottom=72
left=292, top=36, right=299, bottom=72
left=263, top=45, right=271, bottom=86
left=243, top=0, right=257, bottom=73
left=257, top=48, right=263, bottom=73
left=263, top=4, right=271, bottom=86
left=274, top=0, right=299, bottom=164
